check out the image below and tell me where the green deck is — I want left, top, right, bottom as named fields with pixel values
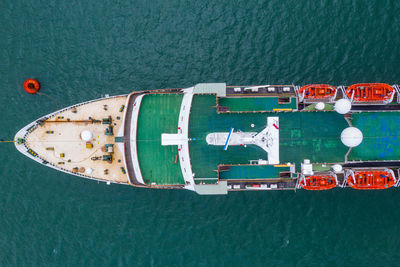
left=219, top=165, right=291, bottom=180
left=136, top=94, right=184, bottom=185
left=349, top=112, right=400, bottom=161
left=134, top=94, right=400, bottom=185
left=188, top=94, right=349, bottom=178
left=218, top=96, right=297, bottom=112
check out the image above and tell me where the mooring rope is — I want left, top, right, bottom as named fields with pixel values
left=36, top=92, right=60, bottom=109
left=0, top=140, right=15, bottom=143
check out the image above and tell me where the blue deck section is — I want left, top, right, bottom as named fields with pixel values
left=349, top=112, right=400, bottom=161
left=218, top=96, right=297, bottom=112
left=224, top=128, right=234, bottom=150
left=219, top=165, right=291, bottom=180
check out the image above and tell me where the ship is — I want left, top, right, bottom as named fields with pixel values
left=14, top=83, right=400, bottom=195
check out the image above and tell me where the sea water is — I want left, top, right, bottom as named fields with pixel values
left=1, top=0, right=400, bottom=265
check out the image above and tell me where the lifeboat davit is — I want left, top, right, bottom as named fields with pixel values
left=347, top=169, right=396, bottom=190
left=300, top=174, right=338, bottom=190
left=298, top=84, right=337, bottom=100
left=346, top=83, right=395, bottom=103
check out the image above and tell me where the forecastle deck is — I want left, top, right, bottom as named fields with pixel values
left=15, top=95, right=130, bottom=184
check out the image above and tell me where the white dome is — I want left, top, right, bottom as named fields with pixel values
left=81, top=130, right=93, bottom=141
left=334, top=99, right=352, bottom=114
left=341, top=127, right=363, bottom=147
left=85, top=168, right=93, bottom=175
left=315, top=102, right=325, bottom=110
left=332, top=164, right=343, bottom=173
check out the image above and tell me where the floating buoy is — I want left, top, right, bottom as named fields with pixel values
left=23, top=79, right=40, bottom=94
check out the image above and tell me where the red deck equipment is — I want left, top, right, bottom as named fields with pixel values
left=300, top=174, right=337, bottom=190
left=346, top=83, right=395, bottom=103
left=347, top=169, right=396, bottom=190
left=298, top=84, right=337, bottom=100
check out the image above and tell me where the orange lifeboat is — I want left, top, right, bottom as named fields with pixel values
left=300, top=174, right=337, bottom=190
left=345, top=83, right=395, bottom=103
left=298, top=84, right=337, bottom=100
left=347, top=169, right=396, bottom=190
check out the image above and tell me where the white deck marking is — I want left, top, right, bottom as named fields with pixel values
left=130, top=94, right=145, bottom=184
left=205, top=117, right=280, bottom=164
left=178, top=87, right=195, bottom=190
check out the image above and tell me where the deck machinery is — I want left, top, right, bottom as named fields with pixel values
left=14, top=83, right=400, bottom=194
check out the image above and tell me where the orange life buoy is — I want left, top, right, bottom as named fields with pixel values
left=23, top=79, right=40, bottom=94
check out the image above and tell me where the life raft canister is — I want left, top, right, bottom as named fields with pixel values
left=23, top=79, right=40, bottom=94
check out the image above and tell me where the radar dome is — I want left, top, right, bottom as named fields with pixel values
left=334, top=99, right=352, bottom=114
left=315, top=102, right=325, bottom=110
left=85, top=168, right=93, bottom=175
left=332, top=164, right=343, bottom=173
left=340, top=127, right=363, bottom=147
left=81, top=130, right=93, bottom=141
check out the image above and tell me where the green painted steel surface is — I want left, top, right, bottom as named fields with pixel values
left=189, top=95, right=268, bottom=179
left=349, top=112, right=400, bottom=161
left=136, top=94, right=184, bottom=185
left=279, top=112, right=349, bottom=170
left=189, top=95, right=349, bottom=178
left=219, top=96, right=297, bottom=112
left=219, top=165, right=291, bottom=180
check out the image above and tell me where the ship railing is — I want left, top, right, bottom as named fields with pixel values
left=341, top=169, right=353, bottom=187
left=331, top=171, right=339, bottom=186
left=396, top=169, right=400, bottom=187
left=338, top=86, right=347, bottom=100
left=387, top=168, right=397, bottom=186
left=296, top=174, right=305, bottom=189
left=382, top=88, right=396, bottom=104
left=393, top=85, right=400, bottom=103
left=294, top=86, right=303, bottom=102
left=295, top=176, right=300, bottom=190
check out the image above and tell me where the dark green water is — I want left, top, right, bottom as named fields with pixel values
left=2, top=0, right=400, bottom=265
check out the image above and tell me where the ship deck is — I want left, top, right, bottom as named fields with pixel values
left=136, top=93, right=185, bottom=185
left=349, top=111, right=400, bottom=161
left=219, top=165, right=292, bottom=180
left=23, top=96, right=129, bottom=183
left=188, top=94, right=349, bottom=180
left=17, top=85, right=400, bottom=192
left=218, top=96, right=297, bottom=112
